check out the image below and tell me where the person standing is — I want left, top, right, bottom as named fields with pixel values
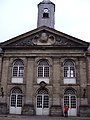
left=64, top=104, right=68, bottom=117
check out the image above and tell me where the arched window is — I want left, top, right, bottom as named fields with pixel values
left=64, top=88, right=76, bottom=95
left=38, top=60, right=49, bottom=78
left=64, top=60, right=75, bottom=78
left=12, top=60, right=24, bottom=77
left=37, top=60, right=50, bottom=84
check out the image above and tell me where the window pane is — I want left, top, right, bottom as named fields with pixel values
left=64, top=67, right=68, bottom=77
left=13, top=67, right=18, bottom=77
left=64, top=96, right=69, bottom=107
left=70, top=67, right=75, bottom=77
left=38, top=67, right=43, bottom=77
left=71, top=96, right=76, bottom=108
left=17, top=95, right=22, bottom=107
left=11, top=95, right=16, bottom=107
left=19, top=67, right=24, bottom=77
left=37, top=96, right=42, bottom=108
left=43, top=96, right=49, bottom=108
left=44, top=67, right=49, bottom=77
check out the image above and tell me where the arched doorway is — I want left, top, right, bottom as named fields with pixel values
left=63, top=88, right=77, bottom=116
left=10, top=88, right=23, bottom=114
left=36, top=88, right=49, bottom=115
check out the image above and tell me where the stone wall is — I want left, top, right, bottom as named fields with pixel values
left=50, top=105, right=63, bottom=116
left=79, top=105, right=90, bottom=117
left=22, top=104, right=35, bottom=115
left=0, top=103, right=7, bottom=114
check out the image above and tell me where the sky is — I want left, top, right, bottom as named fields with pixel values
left=0, top=0, right=90, bottom=43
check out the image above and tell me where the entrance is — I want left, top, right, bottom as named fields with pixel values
left=63, top=89, right=77, bottom=116
left=10, top=88, right=22, bottom=114
left=36, top=88, right=49, bottom=115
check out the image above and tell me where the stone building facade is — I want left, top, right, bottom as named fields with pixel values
left=0, top=0, right=90, bottom=117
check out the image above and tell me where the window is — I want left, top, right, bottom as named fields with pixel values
left=12, top=60, right=24, bottom=83
left=38, top=60, right=49, bottom=78
left=63, top=60, right=76, bottom=84
left=43, top=8, right=49, bottom=18
left=10, top=88, right=22, bottom=108
left=64, top=60, right=75, bottom=78
left=43, top=13, right=49, bottom=18
left=37, top=60, right=50, bottom=84
left=12, top=60, right=24, bottom=77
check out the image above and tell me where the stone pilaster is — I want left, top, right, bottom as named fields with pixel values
left=50, top=58, right=62, bottom=116
left=23, top=57, right=34, bottom=115
left=0, top=57, right=9, bottom=103
left=79, top=58, right=88, bottom=105
left=25, top=58, right=34, bottom=104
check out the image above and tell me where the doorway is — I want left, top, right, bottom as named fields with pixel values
left=63, top=88, right=77, bottom=116
left=36, top=88, right=49, bottom=115
left=10, top=88, right=23, bottom=114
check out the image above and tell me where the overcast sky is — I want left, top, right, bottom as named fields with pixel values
left=0, top=0, right=90, bottom=43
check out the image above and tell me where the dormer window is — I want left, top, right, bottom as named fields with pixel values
left=43, top=8, right=49, bottom=18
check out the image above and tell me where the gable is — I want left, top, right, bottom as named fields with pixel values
left=0, top=26, right=89, bottom=49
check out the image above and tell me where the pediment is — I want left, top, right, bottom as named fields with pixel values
left=0, top=26, right=89, bottom=49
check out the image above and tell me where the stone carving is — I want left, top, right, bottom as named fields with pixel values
left=8, top=32, right=79, bottom=47
left=56, top=37, right=78, bottom=46
left=33, top=32, right=55, bottom=45
left=10, top=39, right=34, bottom=46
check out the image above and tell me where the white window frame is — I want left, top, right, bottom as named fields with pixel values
left=37, top=60, right=50, bottom=84
left=64, top=61, right=76, bottom=78
left=37, top=61, right=50, bottom=78
left=63, top=60, right=76, bottom=84
left=12, top=60, right=24, bottom=83
left=12, top=61, right=24, bottom=78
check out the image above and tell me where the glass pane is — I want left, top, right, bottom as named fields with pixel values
left=39, top=61, right=49, bottom=66
left=14, top=60, right=24, bottom=66
left=19, top=67, right=24, bottom=77
left=64, top=67, right=68, bottom=77
left=64, top=61, right=74, bottom=66
left=64, top=96, right=69, bottom=107
left=13, top=67, right=18, bottom=77
left=71, top=96, right=76, bottom=108
left=43, top=96, right=49, bottom=108
left=44, top=67, right=49, bottom=77
left=37, top=96, right=42, bottom=108
left=70, top=67, right=75, bottom=77
left=12, top=88, right=22, bottom=94
left=17, top=95, right=22, bottom=107
left=11, top=95, right=16, bottom=107
left=38, top=67, right=43, bottom=77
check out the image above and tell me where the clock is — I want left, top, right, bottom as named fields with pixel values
left=44, top=8, right=48, bottom=13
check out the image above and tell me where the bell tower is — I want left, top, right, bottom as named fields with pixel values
left=37, top=0, right=55, bottom=28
